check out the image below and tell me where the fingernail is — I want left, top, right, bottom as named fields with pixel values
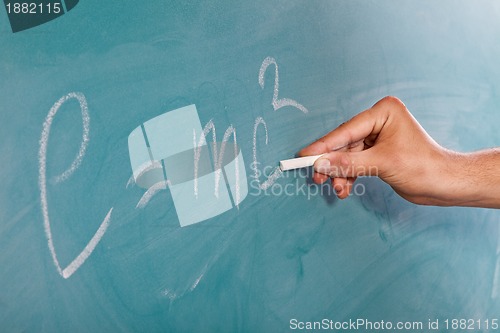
left=334, top=185, right=343, bottom=194
left=314, top=158, right=331, bottom=174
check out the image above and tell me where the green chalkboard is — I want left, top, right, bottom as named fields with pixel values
left=1, top=0, right=500, bottom=332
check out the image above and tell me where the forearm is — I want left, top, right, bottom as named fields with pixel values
left=447, top=148, right=500, bottom=208
left=303, top=96, right=500, bottom=209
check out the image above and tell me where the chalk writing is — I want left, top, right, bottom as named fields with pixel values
left=38, top=92, right=113, bottom=279
left=193, top=121, right=241, bottom=204
left=39, top=57, right=309, bottom=277
left=136, top=179, right=171, bottom=209
left=193, top=121, right=240, bottom=202
left=193, top=120, right=217, bottom=198
left=252, top=116, right=282, bottom=190
left=259, top=56, right=309, bottom=114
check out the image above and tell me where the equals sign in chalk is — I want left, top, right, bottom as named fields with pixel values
left=279, top=154, right=325, bottom=171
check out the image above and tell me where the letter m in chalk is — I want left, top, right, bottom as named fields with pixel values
left=128, top=105, right=248, bottom=227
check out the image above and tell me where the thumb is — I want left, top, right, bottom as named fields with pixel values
left=313, top=150, right=378, bottom=178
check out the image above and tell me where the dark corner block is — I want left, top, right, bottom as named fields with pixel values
left=4, top=0, right=69, bottom=33
left=64, top=0, right=78, bottom=12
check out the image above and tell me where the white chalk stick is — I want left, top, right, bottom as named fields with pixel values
left=279, top=154, right=325, bottom=171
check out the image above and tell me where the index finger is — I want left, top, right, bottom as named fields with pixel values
left=298, top=97, right=397, bottom=156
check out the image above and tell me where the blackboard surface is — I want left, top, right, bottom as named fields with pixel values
left=2, top=1, right=500, bottom=332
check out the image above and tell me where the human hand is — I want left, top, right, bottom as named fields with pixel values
left=299, top=96, right=462, bottom=206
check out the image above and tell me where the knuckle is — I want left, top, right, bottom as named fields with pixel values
left=371, top=96, right=409, bottom=125
left=375, top=96, right=407, bottom=113
left=381, top=96, right=405, bottom=107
